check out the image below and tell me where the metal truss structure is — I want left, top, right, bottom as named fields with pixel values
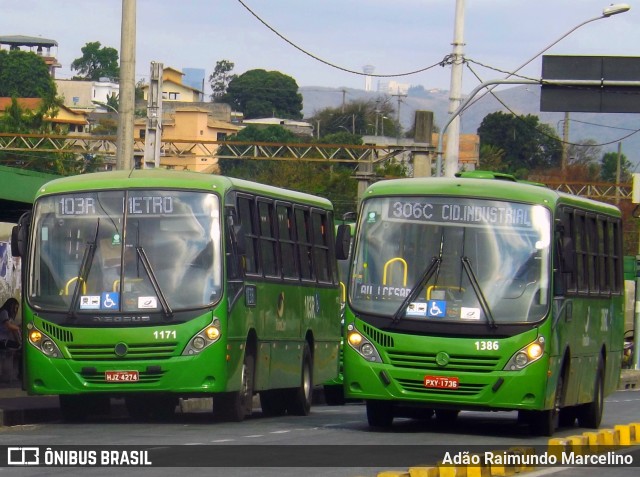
left=0, top=133, right=632, bottom=201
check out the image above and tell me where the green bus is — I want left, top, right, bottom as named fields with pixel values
left=12, top=170, right=341, bottom=421
left=341, top=171, right=624, bottom=435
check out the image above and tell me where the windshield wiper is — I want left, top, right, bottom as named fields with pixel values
left=136, top=246, right=173, bottom=319
left=68, top=219, right=100, bottom=319
left=461, top=256, right=497, bottom=329
left=391, top=256, right=441, bottom=324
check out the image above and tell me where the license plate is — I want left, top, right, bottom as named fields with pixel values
left=105, top=370, right=139, bottom=382
left=424, top=375, right=459, bottom=389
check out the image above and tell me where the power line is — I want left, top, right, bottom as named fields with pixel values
left=236, top=0, right=444, bottom=79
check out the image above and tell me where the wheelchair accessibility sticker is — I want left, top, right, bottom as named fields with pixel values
left=427, top=300, right=447, bottom=318
left=101, top=292, right=120, bottom=310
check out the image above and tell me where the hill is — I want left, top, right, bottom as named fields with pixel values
left=300, top=85, right=640, bottom=168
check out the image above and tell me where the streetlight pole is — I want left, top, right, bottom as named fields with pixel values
left=443, top=0, right=466, bottom=177
left=437, top=2, right=631, bottom=177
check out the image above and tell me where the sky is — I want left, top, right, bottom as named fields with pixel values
left=3, top=0, right=639, bottom=96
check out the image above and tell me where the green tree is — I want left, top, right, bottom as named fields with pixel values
left=601, top=151, right=633, bottom=183
left=0, top=50, right=56, bottom=98
left=222, top=69, right=303, bottom=119
left=478, top=144, right=507, bottom=172
left=209, top=60, right=237, bottom=101
left=477, top=112, right=562, bottom=178
left=71, top=42, right=119, bottom=81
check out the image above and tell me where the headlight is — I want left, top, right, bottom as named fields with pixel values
left=182, top=318, right=222, bottom=355
left=27, top=323, right=62, bottom=358
left=346, top=323, right=382, bottom=363
left=504, top=337, right=545, bottom=370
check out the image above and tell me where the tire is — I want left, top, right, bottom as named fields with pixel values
left=323, top=384, right=346, bottom=406
left=366, top=400, right=394, bottom=428
left=260, top=389, right=287, bottom=416
left=285, top=343, right=313, bottom=416
left=213, top=351, right=255, bottom=422
left=530, top=370, right=564, bottom=436
left=577, top=358, right=604, bottom=429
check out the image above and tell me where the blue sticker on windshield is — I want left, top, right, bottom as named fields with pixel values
left=101, top=292, right=120, bottom=310
left=427, top=300, right=446, bottom=318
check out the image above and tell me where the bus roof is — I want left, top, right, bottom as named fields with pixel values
left=35, top=169, right=333, bottom=209
left=363, top=175, right=620, bottom=217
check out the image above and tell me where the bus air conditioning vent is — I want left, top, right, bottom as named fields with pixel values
left=361, top=323, right=395, bottom=348
left=40, top=321, right=74, bottom=342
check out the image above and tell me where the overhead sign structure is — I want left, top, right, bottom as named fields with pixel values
left=540, top=55, right=640, bottom=113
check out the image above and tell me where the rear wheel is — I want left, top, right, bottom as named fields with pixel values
left=285, top=343, right=313, bottom=416
left=366, top=400, right=394, bottom=428
left=577, top=358, right=604, bottom=428
left=213, top=351, right=255, bottom=422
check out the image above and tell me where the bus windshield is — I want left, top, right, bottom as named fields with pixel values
left=348, top=196, right=551, bottom=324
left=28, top=190, right=222, bottom=317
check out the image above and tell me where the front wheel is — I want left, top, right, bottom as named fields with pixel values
left=530, top=369, right=564, bottom=436
left=213, top=351, right=255, bottom=422
left=366, top=400, right=394, bottom=428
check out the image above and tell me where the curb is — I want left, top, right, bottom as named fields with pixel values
left=373, top=423, right=640, bottom=477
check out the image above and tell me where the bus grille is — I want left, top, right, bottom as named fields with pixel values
left=81, top=370, right=167, bottom=384
left=41, top=321, right=74, bottom=342
left=396, top=378, right=486, bottom=396
left=387, top=351, right=500, bottom=373
left=362, top=323, right=395, bottom=347
left=66, top=343, right=178, bottom=360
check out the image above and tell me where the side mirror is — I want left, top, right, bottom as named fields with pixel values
left=335, top=224, right=352, bottom=261
left=11, top=212, right=31, bottom=258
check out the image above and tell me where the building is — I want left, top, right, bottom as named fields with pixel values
left=0, top=35, right=60, bottom=77
left=55, top=78, right=119, bottom=111
left=141, top=66, right=203, bottom=103
left=0, top=98, right=89, bottom=134
left=133, top=107, right=241, bottom=173
left=242, top=117, right=314, bottom=137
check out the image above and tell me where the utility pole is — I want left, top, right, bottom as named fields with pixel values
left=444, top=0, right=465, bottom=177
left=143, top=62, right=163, bottom=169
left=392, top=92, right=407, bottom=144
left=116, top=0, right=136, bottom=171
left=561, top=111, right=570, bottom=171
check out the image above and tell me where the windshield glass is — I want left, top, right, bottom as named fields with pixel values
left=348, top=196, right=551, bottom=324
left=28, top=190, right=222, bottom=315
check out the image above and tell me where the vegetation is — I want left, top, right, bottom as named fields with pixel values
left=0, top=97, right=103, bottom=174
left=209, top=60, right=237, bottom=102
left=70, top=42, right=119, bottom=81
left=477, top=112, right=562, bottom=177
left=0, top=50, right=56, bottom=98
left=221, top=69, right=303, bottom=120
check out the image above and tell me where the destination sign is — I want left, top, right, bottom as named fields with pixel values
left=385, top=199, right=539, bottom=228
left=57, top=195, right=174, bottom=216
